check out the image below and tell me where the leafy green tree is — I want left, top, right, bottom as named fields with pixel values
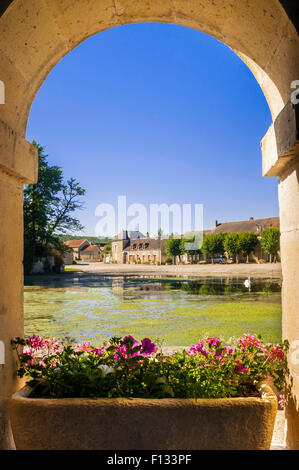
left=103, top=240, right=112, bottom=254
left=238, top=232, right=259, bottom=263
left=180, top=235, right=202, bottom=264
left=24, top=141, right=85, bottom=273
left=224, top=233, right=240, bottom=263
left=165, top=237, right=182, bottom=264
left=261, top=227, right=280, bottom=263
left=201, top=233, right=225, bottom=263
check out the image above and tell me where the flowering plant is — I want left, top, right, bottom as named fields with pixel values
left=11, top=334, right=288, bottom=402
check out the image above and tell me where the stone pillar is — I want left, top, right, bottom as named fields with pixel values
left=262, top=101, right=299, bottom=449
left=0, top=120, right=37, bottom=449
left=279, top=159, right=299, bottom=449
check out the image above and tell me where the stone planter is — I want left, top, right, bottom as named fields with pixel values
left=9, top=383, right=277, bottom=450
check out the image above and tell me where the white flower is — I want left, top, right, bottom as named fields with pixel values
left=97, top=364, right=115, bottom=376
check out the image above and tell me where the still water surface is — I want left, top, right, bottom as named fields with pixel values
left=24, top=273, right=282, bottom=347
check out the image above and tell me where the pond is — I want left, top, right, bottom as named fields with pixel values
left=24, top=273, right=282, bottom=347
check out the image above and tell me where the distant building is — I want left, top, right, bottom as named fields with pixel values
left=63, top=247, right=74, bottom=265
left=80, top=244, right=102, bottom=262
left=206, top=216, right=279, bottom=235
left=203, top=216, right=280, bottom=263
left=111, top=231, right=167, bottom=264
left=64, top=239, right=90, bottom=261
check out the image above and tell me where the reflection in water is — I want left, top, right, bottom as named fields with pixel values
left=24, top=273, right=282, bottom=346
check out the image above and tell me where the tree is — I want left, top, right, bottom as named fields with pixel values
left=165, top=237, right=182, bottom=264
left=24, top=141, right=85, bottom=273
left=238, top=232, right=259, bottom=263
left=224, top=233, right=240, bottom=263
left=201, top=233, right=225, bottom=263
left=261, top=227, right=280, bottom=263
left=103, top=240, right=112, bottom=254
left=180, top=235, right=202, bottom=264
left=157, top=228, right=163, bottom=239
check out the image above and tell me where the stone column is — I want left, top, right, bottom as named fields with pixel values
left=262, top=101, right=299, bottom=449
left=0, top=120, right=37, bottom=449
left=279, top=159, right=299, bottom=449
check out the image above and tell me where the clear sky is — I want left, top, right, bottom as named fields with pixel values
left=26, top=23, right=278, bottom=236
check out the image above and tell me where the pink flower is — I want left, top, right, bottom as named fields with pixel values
left=278, top=394, right=285, bottom=409
left=50, top=358, right=58, bottom=368
left=113, top=336, right=141, bottom=359
left=39, top=360, right=46, bottom=368
left=188, top=342, right=208, bottom=358
left=74, top=341, right=91, bottom=352
left=43, top=338, right=60, bottom=352
left=234, top=364, right=248, bottom=373
left=141, top=338, right=157, bottom=355
left=27, top=335, right=45, bottom=350
left=266, top=344, right=284, bottom=362
left=208, top=337, right=221, bottom=348
left=224, top=346, right=233, bottom=355
left=91, top=347, right=105, bottom=356
left=24, top=359, right=34, bottom=367
left=238, top=334, right=263, bottom=351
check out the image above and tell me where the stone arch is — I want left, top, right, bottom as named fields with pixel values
left=0, top=0, right=297, bottom=136
left=0, top=0, right=298, bottom=449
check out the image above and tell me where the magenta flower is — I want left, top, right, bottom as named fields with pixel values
left=24, top=359, right=34, bottom=367
left=278, top=394, right=285, bottom=409
left=238, top=334, right=263, bottom=351
left=91, top=347, right=105, bottom=356
left=208, top=337, right=221, bottom=348
left=113, top=336, right=141, bottom=359
left=234, top=364, right=248, bottom=373
left=27, top=335, right=45, bottom=350
left=188, top=342, right=208, bottom=357
left=141, top=338, right=157, bottom=356
left=266, top=344, right=284, bottom=362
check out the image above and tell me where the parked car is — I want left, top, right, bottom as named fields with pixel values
left=213, top=256, right=224, bottom=264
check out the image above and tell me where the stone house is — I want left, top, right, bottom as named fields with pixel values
left=111, top=231, right=167, bottom=264
left=111, top=231, right=145, bottom=263
left=124, top=238, right=168, bottom=264
left=80, top=244, right=102, bottom=262
left=211, top=216, right=280, bottom=262
left=183, top=216, right=280, bottom=263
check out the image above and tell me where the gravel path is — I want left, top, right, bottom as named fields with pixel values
left=69, top=262, right=282, bottom=278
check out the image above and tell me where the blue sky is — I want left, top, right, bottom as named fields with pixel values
left=26, top=23, right=277, bottom=236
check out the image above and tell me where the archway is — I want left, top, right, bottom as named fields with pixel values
left=0, top=0, right=298, bottom=449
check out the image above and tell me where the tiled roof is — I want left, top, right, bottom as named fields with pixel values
left=81, top=244, right=101, bottom=252
left=124, top=238, right=167, bottom=251
left=211, top=217, right=279, bottom=234
left=113, top=230, right=145, bottom=240
left=64, top=239, right=89, bottom=248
